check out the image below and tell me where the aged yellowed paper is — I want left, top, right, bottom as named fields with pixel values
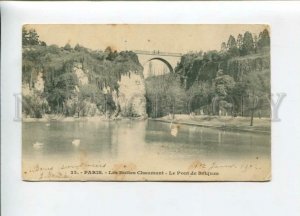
left=22, top=24, right=271, bottom=181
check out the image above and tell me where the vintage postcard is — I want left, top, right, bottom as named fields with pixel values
left=22, top=24, right=271, bottom=181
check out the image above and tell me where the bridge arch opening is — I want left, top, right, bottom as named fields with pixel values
left=146, top=57, right=174, bottom=73
left=142, top=57, right=174, bottom=78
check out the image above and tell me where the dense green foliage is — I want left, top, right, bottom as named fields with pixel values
left=145, top=29, right=271, bottom=125
left=22, top=27, right=47, bottom=46
left=146, top=74, right=186, bottom=118
left=22, top=27, right=142, bottom=118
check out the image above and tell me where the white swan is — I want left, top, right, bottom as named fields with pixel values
left=72, top=139, right=80, bottom=147
left=33, top=142, right=44, bottom=149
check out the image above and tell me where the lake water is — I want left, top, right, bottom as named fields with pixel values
left=23, top=120, right=270, bottom=164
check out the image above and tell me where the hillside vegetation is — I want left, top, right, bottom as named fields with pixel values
left=22, top=27, right=143, bottom=118
left=145, top=29, right=271, bottom=126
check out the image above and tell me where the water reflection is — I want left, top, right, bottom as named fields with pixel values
left=23, top=120, right=270, bottom=163
left=111, top=120, right=146, bottom=159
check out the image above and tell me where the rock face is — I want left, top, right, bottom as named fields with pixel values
left=22, top=72, right=44, bottom=96
left=73, top=63, right=147, bottom=118
left=34, top=72, right=45, bottom=92
left=73, top=63, right=89, bottom=85
left=22, top=61, right=147, bottom=118
left=22, top=71, right=48, bottom=118
left=113, top=72, right=147, bottom=117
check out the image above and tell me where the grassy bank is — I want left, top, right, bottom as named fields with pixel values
left=152, top=114, right=271, bottom=134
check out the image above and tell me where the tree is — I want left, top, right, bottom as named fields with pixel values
left=227, top=35, right=239, bottom=56
left=227, top=35, right=236, bottom=49
left=64, top=43, right=72, bottom=51
left=44, top=71, right=77, bottom=112
left=243, top=72, right=266, bottom=126
left=105, top=46, right=118, bottom=61
left=257, top=28, right=270, bottom=49
left=232, top=81, right=247, bottom=116
left=185, top=81, right=213, bottom=114
left=236, top=34, right=243, bottom=54
left=221, top=42, right=227, bottom=52
left=40, top=41, right=47, bottom=46
left=165, top=75, right=186, bottom=118
left=22, top=27, right=40, bottom=46
left=22, top=90, right=48, bottom=118
left=215, top=70, right=235, bottom=97
left=74, top=44, right=88, bottom=52
left=214, top=70, right=236, bottom=116
left=253, top=34, right=258, bottom=53
left=241, top=31, right=254, bottom=55
left=185, top=83, right=202, bottom=113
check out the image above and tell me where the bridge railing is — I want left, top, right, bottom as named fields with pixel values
left=133, top=50, right=183, bottom=57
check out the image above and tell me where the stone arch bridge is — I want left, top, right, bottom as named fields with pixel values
left=134, top=50, right=182, bottom=74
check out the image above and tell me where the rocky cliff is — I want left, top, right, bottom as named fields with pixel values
left=22, top=61, right=147, bottom=118
left=72, top=62, right=146, bottom=118
left=112, top=72, right=147, bottom=117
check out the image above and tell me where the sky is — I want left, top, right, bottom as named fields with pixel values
left=25, top=24, right=269, bottom=53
